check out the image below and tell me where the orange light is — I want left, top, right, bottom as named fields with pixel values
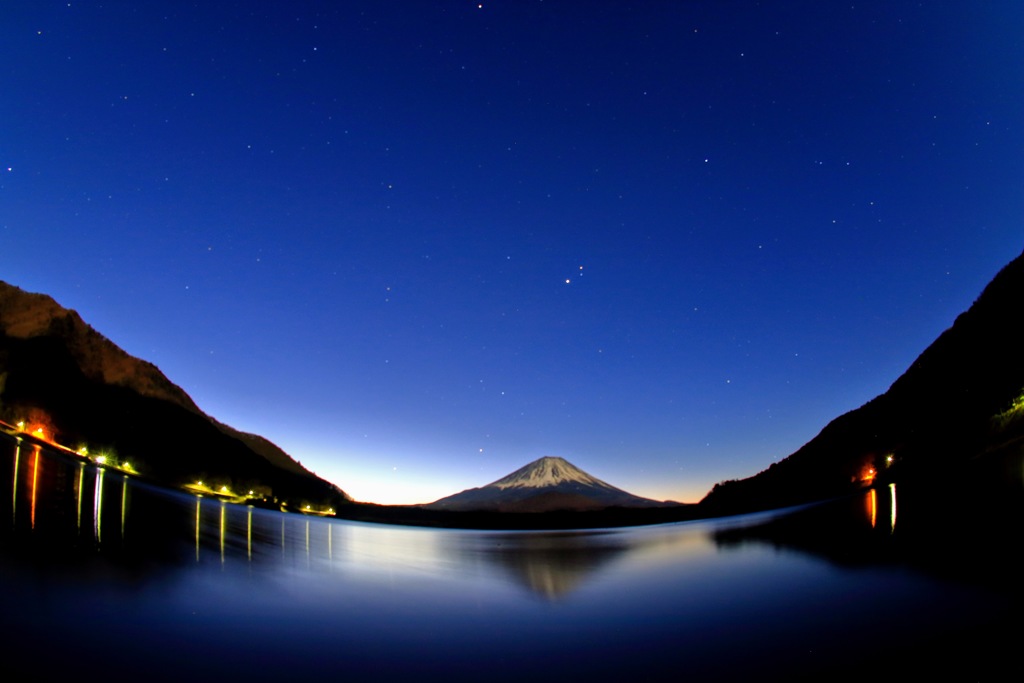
left=867, top=488, right=877, bottom=528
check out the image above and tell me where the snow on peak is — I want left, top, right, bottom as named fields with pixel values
left=489, top=456, right=612, bottom=490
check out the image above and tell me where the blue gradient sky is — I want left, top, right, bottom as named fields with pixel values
left=3, top=1, right=1022, bottom=503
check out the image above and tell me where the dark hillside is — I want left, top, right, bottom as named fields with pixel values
left=0, top=281, right=348, bottom=509
left=701, top=248, right=1024, bottom=515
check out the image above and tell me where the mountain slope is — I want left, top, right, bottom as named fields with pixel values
left=700, top=247, right=1024, bottom=515
left=0, top=284, right=202, bottom=413
left=0, top=280, right=349, bottom=507
left=426, top=456, right=672, bottom=512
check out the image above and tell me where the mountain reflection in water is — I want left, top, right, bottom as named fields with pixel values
left=1, top=435, right=1021, bottom=682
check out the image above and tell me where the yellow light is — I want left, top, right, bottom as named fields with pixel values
left=95, top=455, right=107, bottom=465
left=220, top=486, right=229, bottom=493
left=16, top=421, right=25, bottom=430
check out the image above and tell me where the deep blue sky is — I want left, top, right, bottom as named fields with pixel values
left=3, top=1, right=1022, bottom=503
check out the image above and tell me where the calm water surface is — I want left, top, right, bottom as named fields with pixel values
left=1, top=437, right=1021, bottom=682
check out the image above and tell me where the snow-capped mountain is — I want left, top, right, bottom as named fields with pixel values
left=425, top=456, right=672, bottom=512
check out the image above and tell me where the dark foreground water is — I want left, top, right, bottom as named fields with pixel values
left=1, top=438, right=1022, bottom=682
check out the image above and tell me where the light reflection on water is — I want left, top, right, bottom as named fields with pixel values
left=0, top=437, right=1020, bottom=682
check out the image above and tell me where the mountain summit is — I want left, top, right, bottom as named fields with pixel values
left=426, top=456, right=671, bottom=512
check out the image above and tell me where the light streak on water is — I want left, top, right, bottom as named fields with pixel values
left=94, top=467, right=105, bottom=543
left=867, top=487, right=877, bottom=528
left=121, top=476, right=128, bottom=539
left=11, top=439, right=20, bottom=526
left=75, top=463, right=84, bottom=531
left=194, top=496, right=201, bottom=562
left=889, top=483, right=897, bottom=533
left=29, top=447, right=40, bottom=530
left=219, top=502, right=226, bottom=566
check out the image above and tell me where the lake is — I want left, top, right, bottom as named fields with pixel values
left=1, top=436, right=1021, bottom=682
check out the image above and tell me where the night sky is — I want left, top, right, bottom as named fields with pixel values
left=3, top=1, right=1022, bottom=504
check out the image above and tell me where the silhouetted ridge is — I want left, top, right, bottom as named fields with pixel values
left=701, top=248, right=1024, bottom=515
left=0, top=280, right=349, bottom=507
